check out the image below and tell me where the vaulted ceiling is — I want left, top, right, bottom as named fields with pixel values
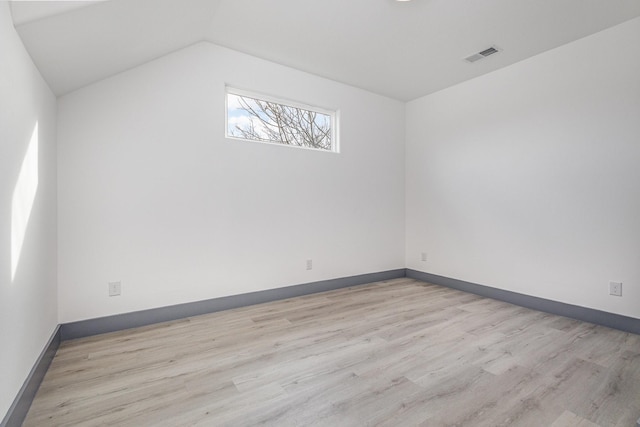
left=9, top=0, right=640, bottom=101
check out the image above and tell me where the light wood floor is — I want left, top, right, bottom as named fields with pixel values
left=24, top=278, right=640, bottom=426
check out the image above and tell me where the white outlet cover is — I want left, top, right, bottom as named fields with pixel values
left=609, top=281, right=622, bottom=297
left=109, top=281, right=121, bottom=296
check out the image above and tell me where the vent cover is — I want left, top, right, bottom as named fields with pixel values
left=465, top=45, right=501, bottom=63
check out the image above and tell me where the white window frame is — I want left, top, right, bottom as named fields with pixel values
left=225, top=86, right=339, bottom=153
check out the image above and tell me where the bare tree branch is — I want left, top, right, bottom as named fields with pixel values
left=229, top=95, right=332, bottom=150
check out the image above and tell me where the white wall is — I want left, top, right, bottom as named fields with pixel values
left=57, top=42, right=405, bottom=323
left=0, top=2, right=58, bottom=420
left=406, top=17, right=640, bottom=319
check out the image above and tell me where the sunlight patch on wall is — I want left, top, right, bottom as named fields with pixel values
left=11, top=122, right=39, bottom=282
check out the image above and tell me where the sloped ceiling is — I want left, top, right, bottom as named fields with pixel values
left=9, top=0, right=640, bottom=100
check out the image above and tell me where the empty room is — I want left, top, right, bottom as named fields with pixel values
left=1, top=0, right=640, bottom=425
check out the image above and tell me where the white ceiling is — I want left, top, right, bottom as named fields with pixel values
left=9, top=0, right=640, bottom=101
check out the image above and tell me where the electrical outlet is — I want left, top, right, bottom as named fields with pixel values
left=609, top=281, right=622, bottom=297
left=108, top=281, right=121, bottom=297
left=421, top=252, right=427, bottom=262
left=306, top=259, right=313, bottom=270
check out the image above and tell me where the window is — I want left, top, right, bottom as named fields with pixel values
left=226, top=87, right=338, bottom=152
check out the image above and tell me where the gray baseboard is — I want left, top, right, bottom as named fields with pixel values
left=406, top=269, right=640, bottom=335
left=60, top=268, right=640, bottom=340
left=60, top=269, right=406, bottom=340
left=1, top=326, right=61, bottom=427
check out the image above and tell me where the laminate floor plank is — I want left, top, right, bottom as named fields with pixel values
left=24, top=278, right=640, bottom=426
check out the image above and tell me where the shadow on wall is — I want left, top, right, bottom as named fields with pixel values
left=11, top=121, right=38, bottom=282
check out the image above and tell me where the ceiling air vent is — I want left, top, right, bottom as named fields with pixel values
left=464, top=45, right=501, bottom=63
